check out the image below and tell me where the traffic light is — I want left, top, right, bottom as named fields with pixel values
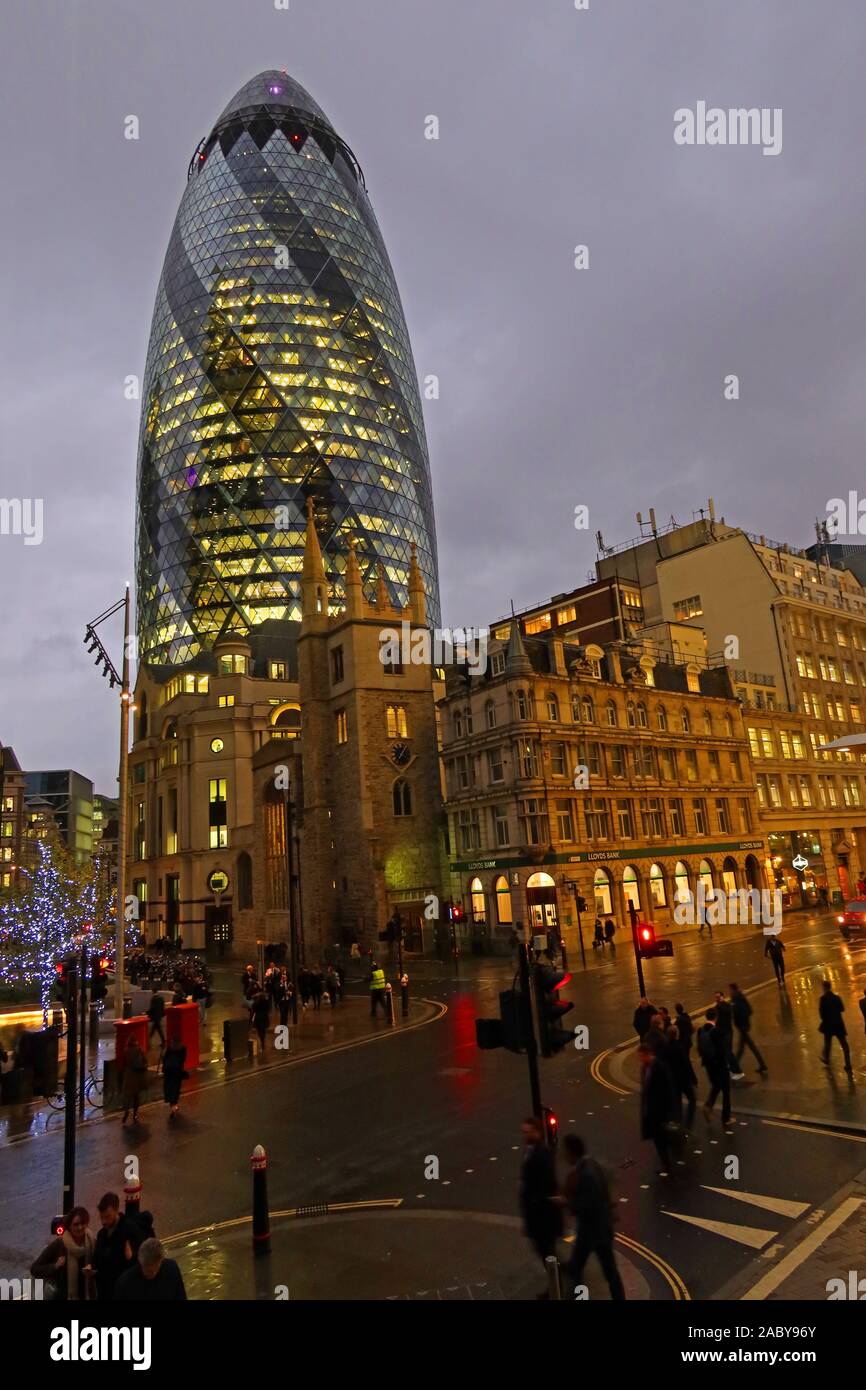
left=635, top=922, right=674, bottom=959
left=449, top=903, right=465, bottom=924
left=91, top=956, right=109, bottom=1002
left=576, top=895, right=588, bottom=914
left=476, top=989, right=529, bottom=1053
left=542, top=1105, right=558, bottom=1149
left=533, top=963, right=574, bottom=1057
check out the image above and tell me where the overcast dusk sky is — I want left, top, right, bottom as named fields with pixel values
left=2, top=0, right=865, bottom=789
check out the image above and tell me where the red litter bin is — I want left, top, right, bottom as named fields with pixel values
left=166, top=1002, right=200, bottom=1071
left=114, top=1015, right=148, bottom=1072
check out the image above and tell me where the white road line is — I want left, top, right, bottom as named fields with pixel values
left=700, top=1185, right=810, bottom=1219
left=662, top=1209, right=778, bottom=1249
left=741, top=1197, right=865, bottom=1300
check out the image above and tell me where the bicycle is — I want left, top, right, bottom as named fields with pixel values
left=45, top=1066, right=103, bottom=1111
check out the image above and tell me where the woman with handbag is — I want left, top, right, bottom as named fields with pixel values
left=162, top=1036, right=188, bottom=1118
left=31, top=1206, right=95, bottom=1300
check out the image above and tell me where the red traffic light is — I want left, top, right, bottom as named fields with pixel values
left=640, top=927, right=653, bottom=942
left=542, top=1106, right=559, bottom=1148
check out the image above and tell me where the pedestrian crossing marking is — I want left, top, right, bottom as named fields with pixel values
left=662, top=1209, right=778, bottom=1249
left=700, top=1186, right=810, bottom=1220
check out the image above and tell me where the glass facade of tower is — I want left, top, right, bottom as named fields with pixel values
left=136, top=70, right=439, bottom=666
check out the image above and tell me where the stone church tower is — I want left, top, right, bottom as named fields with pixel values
left=296, top=500, right=446, bottom=954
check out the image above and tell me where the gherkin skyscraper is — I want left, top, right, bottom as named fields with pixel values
left=136, top=70, right=439, bottom=666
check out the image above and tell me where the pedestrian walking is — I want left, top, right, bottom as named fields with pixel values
left=663, top=1024, right=698, bottom=1128
left=518, top=1115, right=562, bottom=1290
left=604, top=918, right=616, bottom=948
left=241, top=965, right=257, bottom=1000
left=698, top=1010, right=732, bottom=1126
left=819, top=884, right=829, bottom=910
left=818, top=979, right=853, bottom=1074
left=121, top=1040, right=148, bottom=1126
left=857, top=874, right=866, bottom=897
left=250, top=990, right=270, bottom=1053
left=859, top=988, right=866, bottom=1037
left=191, top=977, right=208, bottom=1027
left=276, top=970, right=292, bottom=1026
left=91, top=1193, right=142, bottom=1300
left=31, top=1206, right=95, bottom=1301
left=632, top=997, right=657, bottom=1040
left=146, top=990, right=166, bottom=1055
left=713, top=991, right=744, bottom=1079
left=729, top=982, right=767, bottom=1073
left=592, top=918, right=604, bottom=950
left=369, top=960, right=389, bottom=1018
left=639, top=1038, right=679, bottom=1171
left=114, top=1238, right=187, bottom=1301
left=309, top=966, right=324, bottom=1011
left=674, top=1003, right=694, bottom=1056
left=298, top=967, right=311, bottom=1010
left=560, top=1133, right=625, bottom=1300
left=326, top=964, right=341, bottom=1006
left=764, top=935, right=786, bottom=984
left=162, top=1036, right=187, bottom=1117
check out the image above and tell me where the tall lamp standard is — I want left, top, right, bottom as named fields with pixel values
left=84, top=587, right=131, bottom=1019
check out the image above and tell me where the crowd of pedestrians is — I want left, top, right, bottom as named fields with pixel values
left=30, top=1193, right=186, bottom=1301
left=240, top=961, right=344, bottom=1052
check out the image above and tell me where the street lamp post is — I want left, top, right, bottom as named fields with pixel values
left=282, top=784, right=299, bottom=1024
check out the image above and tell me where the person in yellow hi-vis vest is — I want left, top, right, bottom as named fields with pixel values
left=368, top=961, right=389, bottom=1019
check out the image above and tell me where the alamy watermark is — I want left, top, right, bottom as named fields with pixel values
left=0, top=498, right=43, bottom=546
left=674, top=885, right=782, bottom=934
left=379, top=621, right=488, bottom=676
left=674, top=102, right=782, bottom=157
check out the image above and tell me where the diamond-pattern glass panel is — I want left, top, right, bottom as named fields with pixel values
left=136, top=69, right=440, bottom=665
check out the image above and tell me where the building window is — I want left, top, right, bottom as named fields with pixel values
left=134, top=801, right=146, bottom=859
left=218, top=695, right=235, bottom=708
left=639, top=797, right=664, bottom=837
left=492, top=807, right=510, bottom=847
left=623, top=866, right=640, bottom=910
left=661, top=749, right=677, bottom=781
left=729, top=751, right=741, bottom=780
left=684, top=749, right=698, bottom=782
left=393, top=779, right=413, bottom=817
left=495, top=875, right=513, bottom=924
left=485, top=701, right=497, bottom=729
left=547, top=693, right=559, bottom=721
left=269, top=660, right=287, bottom=681
left=634, top=746, right=654, bottom=778
left=490, top=652, right=505, bottom=677
left=218, top=653, right=247, bottom=676
left=555, top=799, right=574, bottom=841
left=708, top=750, right=720, bottom=781
left=519, top=797, right=546, bottom=845
left=331, top=646, right=344, bottom=684
left=550, top=742, right=567, bottom=777
left=585, top=797, right=610, bottom=840
left=454, top=711, right=463, bottom=739
left=386, top=705, right=408, bottom=738
left=693, top=798, right=707, bottom=835
left=627, top=703, right=636, bottom=729
left=611, top=745, right=627, bottom=778
left=616, top=798, right=633, bottom=838
left=715, top=798, right=730, bottom=833
left=208, top=778, right=227, bottom=848
left=681, top=709, right=691, bottom=734
left=593, top=868, right=613, bottom=916
left=264, top=794, right=288, bottom=911
left=636, top=702, right=648, bottom=729
left=657, top=705, right=668, bottom=731
left=470, top=877, right=486, bottom=924
left=649, top=864, right=666, bottom=908
left=487, top=748, right=504, bottom=783
left=335, top=710, right=348, bottom=744
left=673, top=594, right=703, bottom=621
left=581, top=696, right=595, bottom=723
left=515, top=691, right=528, bottom=721
left=605, top=700, right=618, bottom=727
left=738, top=798, right=752, bottom=832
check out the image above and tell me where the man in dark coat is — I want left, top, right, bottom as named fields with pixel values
left=674, top=1003, right=694, bottom=1055
left=92, top=1193, right=142, bottom=1301
left=114, top=1238, right=186, bottom=1301
left=765, top=934, right=786, bottom=983
left=562, top=1133, right=625, bottom=1300
left=518, top=1116, right=562, bottom=1285
left=663, top=1025, right=698, bottom=1128
left=699, top=1010, right=732, bottom=1125
left=639, top=1041, right=679, bottom=1169
left=632, top=998, right=657, bottom=1039
left=730, top=982, right=767, bottom=1073
left=819, top=980, right=852, bottom=1073
left=713, top=991, right=744, bottom=1079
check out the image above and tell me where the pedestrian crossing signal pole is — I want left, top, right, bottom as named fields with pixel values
left=517, top=943, right=543, bottom=1123
left=628, top=901, right=647, bottom=998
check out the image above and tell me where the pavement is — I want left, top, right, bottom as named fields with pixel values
left=3, top=915, right=866, bottom=1300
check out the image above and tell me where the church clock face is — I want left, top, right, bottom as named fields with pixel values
left=391, top=742, right=411, bottom=766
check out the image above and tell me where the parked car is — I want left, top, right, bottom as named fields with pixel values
left=837, top=899, right=866, bottom=939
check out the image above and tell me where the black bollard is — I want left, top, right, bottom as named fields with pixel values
left=251, top=1144, right=271, bottom=1255
left=124, top=1176, right=142, bottom=1225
